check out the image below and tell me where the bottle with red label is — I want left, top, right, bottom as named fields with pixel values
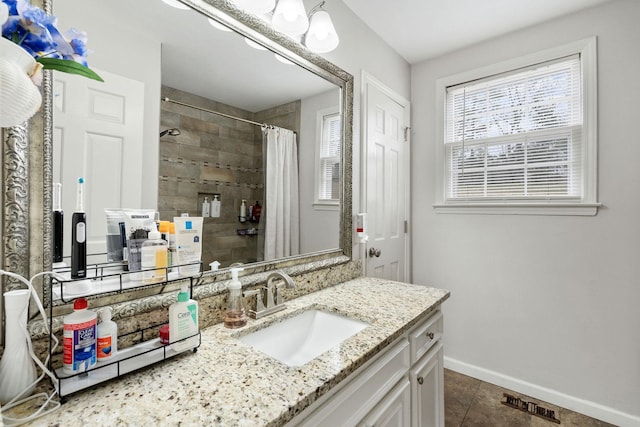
left=63, top=298, right=97, bottom=374
left=252, top=201, right=261, bottom=223
left=97, top=307, right=118, bottom=361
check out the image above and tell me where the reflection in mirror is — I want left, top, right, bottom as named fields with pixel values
left=52, top=0, right=342, bottom=272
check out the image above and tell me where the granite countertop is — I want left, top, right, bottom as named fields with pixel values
left=25, top=277, right=449, bottom=426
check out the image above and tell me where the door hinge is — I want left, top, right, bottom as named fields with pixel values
left=404, top=127, right=411, bottom=142
left=404, top=220, right=408, bottom=234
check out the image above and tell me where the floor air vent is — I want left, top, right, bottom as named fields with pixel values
left=501, top=393, right=561, bottom=424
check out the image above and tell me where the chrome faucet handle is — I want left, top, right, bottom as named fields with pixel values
left=243, top=288, right=266, bottom=312
left=265, top=284, right=276, bottom=309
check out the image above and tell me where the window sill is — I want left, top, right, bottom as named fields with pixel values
left=313, top=202, right=340, bottom=211
left=433, top=202, right=601, bottom=216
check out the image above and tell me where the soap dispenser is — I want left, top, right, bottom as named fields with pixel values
left=224, top=267, right=247, bottom=328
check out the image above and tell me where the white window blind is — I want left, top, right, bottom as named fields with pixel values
left=318, top=112, right=341, bottom=201
left=445, top=55, right=583, bottom=201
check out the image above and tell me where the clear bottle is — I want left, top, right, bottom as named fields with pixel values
left=224, top=267, right=247, bottom=328
left=168, top=222, right=177, bottom=273
left=141, top=230, right=168, bottom=284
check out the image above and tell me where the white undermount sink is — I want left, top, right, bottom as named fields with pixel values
left=238, top=309, right=369, bottom=367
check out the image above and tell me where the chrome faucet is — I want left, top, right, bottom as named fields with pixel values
left=244, top=271, right=295, bottom=319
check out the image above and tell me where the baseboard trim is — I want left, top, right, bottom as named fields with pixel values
left=444, top=356, right=640, bottom=427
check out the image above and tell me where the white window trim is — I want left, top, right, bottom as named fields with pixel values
left=434, top=37, right=599, bottom=216
left=314, top=106, right=341, bottom=210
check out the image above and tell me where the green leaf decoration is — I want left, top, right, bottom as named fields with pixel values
left=36, top=58, right=104, bottom=82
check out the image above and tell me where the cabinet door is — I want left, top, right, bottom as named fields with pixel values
left=360, top=379, right=411, bottom=427
left=410, top=342, right=444, bottom=427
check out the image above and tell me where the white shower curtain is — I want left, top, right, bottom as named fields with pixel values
left=264, top=127, right=300, bottom=260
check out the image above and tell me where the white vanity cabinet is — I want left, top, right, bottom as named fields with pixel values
left=291, top=309, right=444, bottom=427
left=359, top=379, right=411, bottom=427
left=409, top=311, right=445, bottom=427
left=410, top=342, right=444, bottom=427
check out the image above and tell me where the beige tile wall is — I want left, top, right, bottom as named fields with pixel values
left=159, top=86, right=300, bottom=268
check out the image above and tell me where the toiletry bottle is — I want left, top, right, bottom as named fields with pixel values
left=158, top=221, right=170, bottom=241
left=202, top=197, right=210, bottom=217
left=210, top=195, right=221, bottom=218
left=253, top=201, right=261, bottom=223
left=71, top=177, right=87, bottom=279
left=239, top=199, right=247, bottom=222
left=63, top=298, right=97, bottom=373
left=119, top=221, right=129, bottom=271
left=52, top=182, right=63, bottom=263
left=224, top=267, right=247, bottom=328
left=141, top=229, right=168, bottom=284
left=97, top=307, right=118, bottom=361
left=127, top=228, right=149, bottom=280
left=169, top=286, right=199, bottom=352
left=168, top=222, right=177, bottom=272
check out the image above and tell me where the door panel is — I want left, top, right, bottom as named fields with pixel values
left=365, top=81, right=408, bottom=281
left=53, top=69, right=145, bottom=258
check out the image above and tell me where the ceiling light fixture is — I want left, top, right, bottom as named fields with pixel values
left=230, top=0, right=340, bottom=53
left=160, top=0, right=190, bottom=10
left=304, top=1, right=339, bottom=53
left=208, top=17, right=232, bottom=32
left=233, top=0, right=276, bottom=15
left=272, top=0, right=309, bottom=37
left=245, top=37, right=268, bottom=51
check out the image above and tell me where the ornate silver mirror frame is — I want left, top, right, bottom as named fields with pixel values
left=1, top=0, right=353, bottom=308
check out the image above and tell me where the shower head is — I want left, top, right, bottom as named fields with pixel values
left=159, top=128, right=181, bottom=137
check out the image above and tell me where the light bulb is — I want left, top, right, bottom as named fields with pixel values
left=245, top=37, right=267, bottom=51
left=208, top=18, right=232, bottom=32
left=160, top=0, right=190, bottom=10
left=305, top=10, right=339, bottom=53
left=233, top=0, right=275, bottom=15
left=272, top=0, right=309, bottom=36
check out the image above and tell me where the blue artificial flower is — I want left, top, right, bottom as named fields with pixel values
left=2, top=0, right=19, bottom=16
left=1, top=0, right=102, bottom=81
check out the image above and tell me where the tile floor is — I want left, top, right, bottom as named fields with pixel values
left=444, top=369, right=617, bottom=427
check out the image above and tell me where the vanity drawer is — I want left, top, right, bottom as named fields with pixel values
left=409, top=310, right=443, bottom=365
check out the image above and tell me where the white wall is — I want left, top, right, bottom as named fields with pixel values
left=299, top=89, right=341, bottom=254
left=411, top=1, right=640, bottom=425
left=308, top=0, right=411, bottom=259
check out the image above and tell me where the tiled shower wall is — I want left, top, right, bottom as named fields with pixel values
left=158, top=86, right=300, bottom=268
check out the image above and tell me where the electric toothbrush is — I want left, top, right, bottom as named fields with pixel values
left=71, top=177, right=87, bottom=279
left=53, top=182, right=63, bottom=263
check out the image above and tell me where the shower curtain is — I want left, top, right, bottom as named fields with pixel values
left=263, top=126, right=300, bottom=260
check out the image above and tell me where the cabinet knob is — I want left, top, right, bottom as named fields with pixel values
left=426, top=331, right=435, bottom=340
left=417, top=376, right=424, bottom=385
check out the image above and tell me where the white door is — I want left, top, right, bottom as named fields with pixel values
left=53, top=69, right=145, bottom=258
left=364, top=73, right=410, bottom=281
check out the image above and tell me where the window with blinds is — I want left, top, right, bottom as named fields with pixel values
left=318, top=112, right=341, bottom=201
left=445, top=55, right=583, bottom=202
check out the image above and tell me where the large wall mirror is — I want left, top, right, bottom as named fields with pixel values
left=2, top=0, right=353, bottom=308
